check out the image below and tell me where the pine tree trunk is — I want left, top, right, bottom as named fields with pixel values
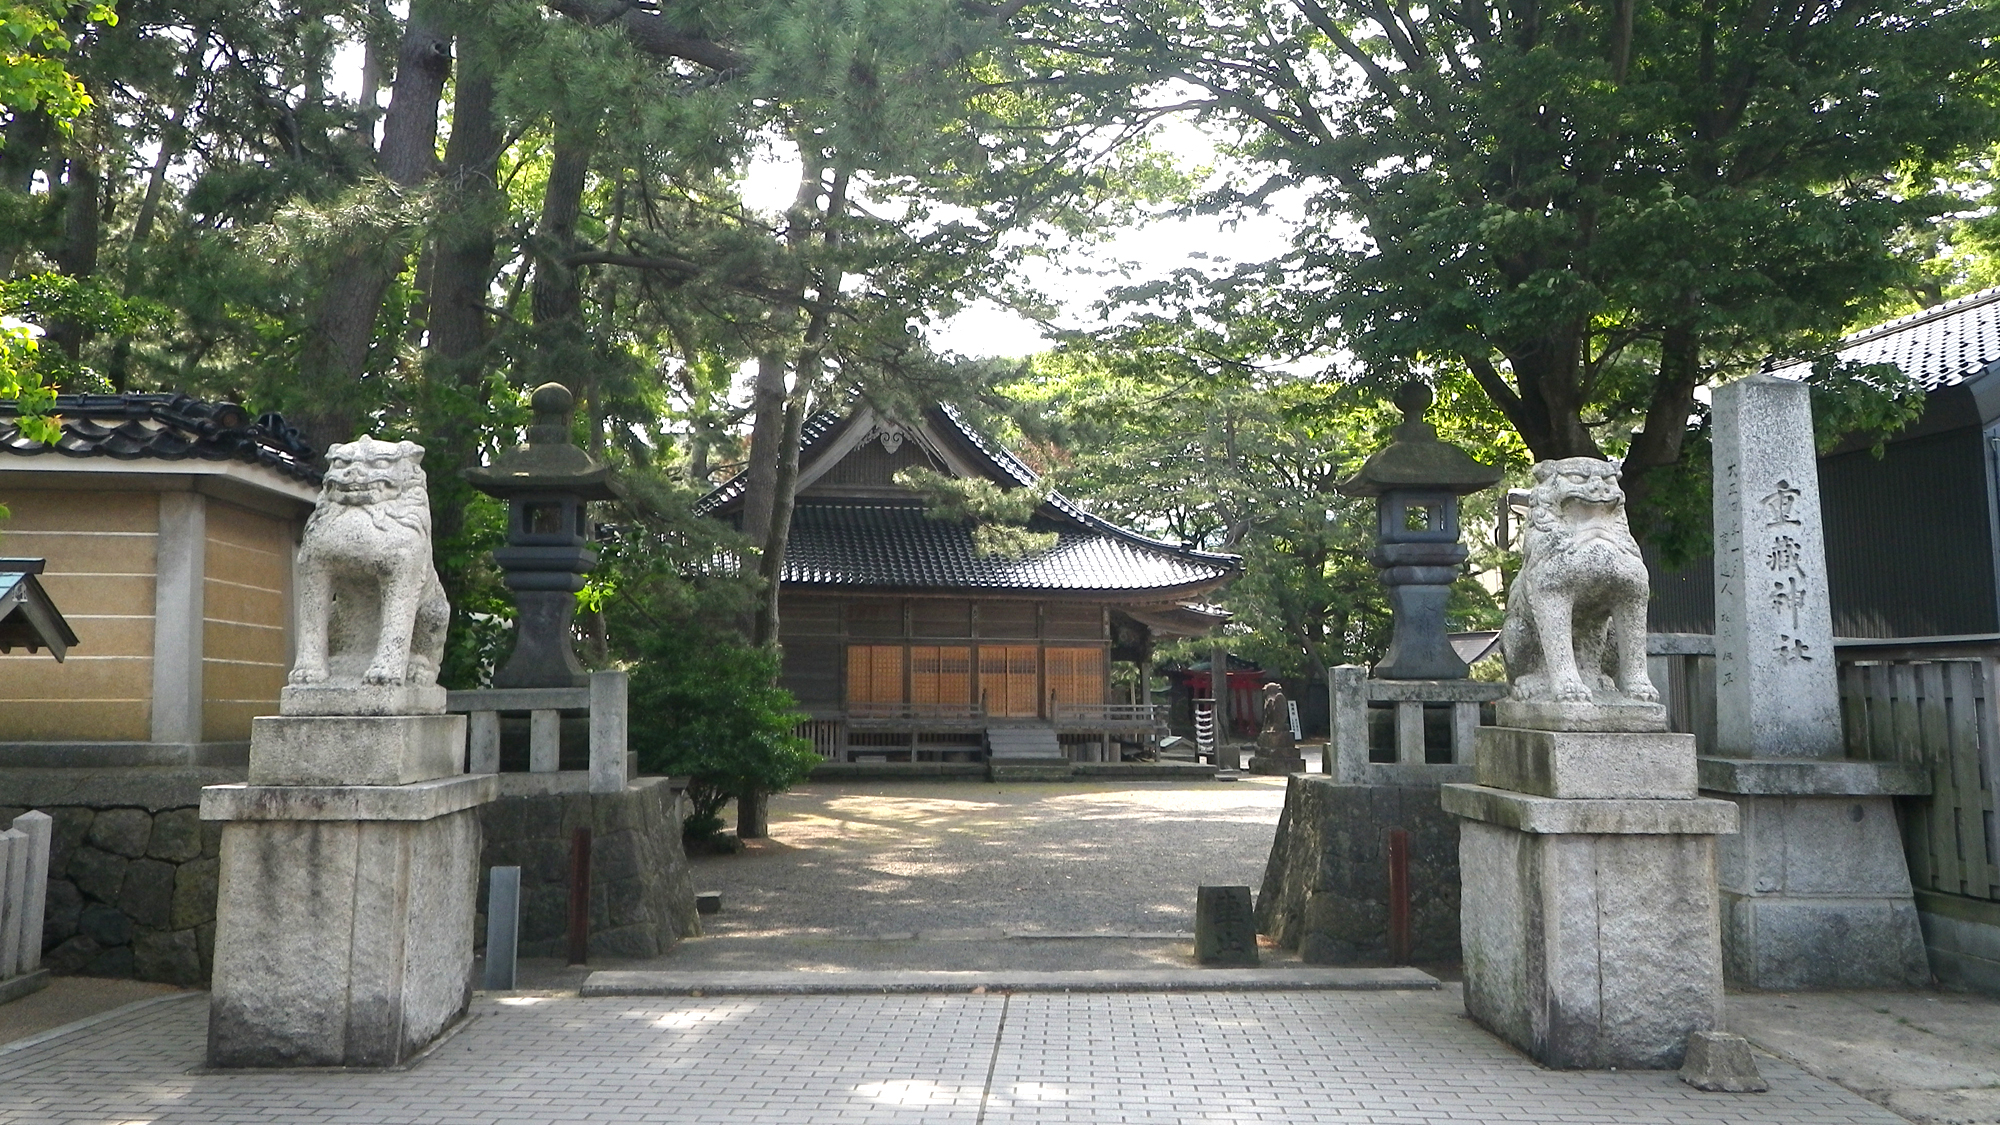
left=421, top=19, right=501, bottom=663
left=294, top=0, right=450, bottom=453
left=46, top=150, right=101, bottom=361
left=526, top=125, right=592, bottom=387
left=752, top=396, right=807, bottom=649
left=738, top=352, right=789, bottom=547
left=0, top=112, right=54, bottom=278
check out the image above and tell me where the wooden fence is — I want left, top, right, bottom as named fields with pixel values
left=1837, top=639, right=2000, bottom=903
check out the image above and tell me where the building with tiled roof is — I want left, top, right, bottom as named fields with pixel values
left=1651, top=287, right=2000, bottom=638
left=0, top=392, right=320, bottom=762
left=699, top=403, right=1240, bottom=763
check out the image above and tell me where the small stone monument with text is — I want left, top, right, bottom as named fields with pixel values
left=1701, top=374, right=1929, bottom=989
left=202, top=437, right=496, bottom=1068
left=1444, top=457, right=1739, bottom=1069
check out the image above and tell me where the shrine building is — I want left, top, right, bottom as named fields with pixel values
left=697, top=403, right=1240, bottom=763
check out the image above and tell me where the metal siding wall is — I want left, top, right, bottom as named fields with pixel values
left=1646, top=543, right=1716, bottom=634
left=1821, top=427, right=1997, bottom=638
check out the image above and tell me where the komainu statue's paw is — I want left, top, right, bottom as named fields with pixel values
left=1554, top=678, right=1594, bottom=703
left=288, top=666, right=326, bottom=686
left=363, top=664, right=402, bottom=686
left=1626, top=680, right=1661, bottom=704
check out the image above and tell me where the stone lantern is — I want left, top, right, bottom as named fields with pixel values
left=1337, top=382, right=1501, bottom=680
left=465, top=383, right=620, bottom=689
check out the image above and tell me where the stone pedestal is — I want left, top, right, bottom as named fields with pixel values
left=202, top=712, right=493, bottom=1068
left=1248, top=733, right=1305, bottom=775
left=1445, top=725, right=1738, bottom=1069
left=1699, top=758, right=1931, bottom=988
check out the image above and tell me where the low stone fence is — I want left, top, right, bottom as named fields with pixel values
left=0, top=810, right=52, bottom=999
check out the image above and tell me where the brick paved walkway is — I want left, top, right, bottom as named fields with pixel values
left=1, top=987, right=1902, bottom=1124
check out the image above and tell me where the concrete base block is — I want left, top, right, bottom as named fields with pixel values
left=1475, top=726, right=1696, bottom=799
left=0, top=968, right=48, bottom=1004
left=205, top=801, right=484, bottom=1067
left=1711, top=792, right=1929, bottom=989
left=1496, top=699, right=1667, bottom=733
left=1256, top=776, right=1464, bottom=966
left=1919, top=900, right=2000, bottom=995
left=248, top=714, right=467, bottom=786
left=1456, top=817, right=1724, bottom=1069
left=280, top=683, right=447, bottom=718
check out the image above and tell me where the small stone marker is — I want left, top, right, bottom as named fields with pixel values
left=696, top=891, right=722, bottom=915
left=1194, top=885, right=1258, bottom=966
left=483, top=866, right=521, bottom=991
left=1678, top=1031, right=1768, bottom=1093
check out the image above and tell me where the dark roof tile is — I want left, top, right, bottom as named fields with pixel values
left=0, top=393, right=321, bottom=484
left=1770, top=287, right=2000, bottom=391
left=783, top=503, right=1236, bottom=593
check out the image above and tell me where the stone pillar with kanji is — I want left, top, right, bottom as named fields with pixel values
left=1703, top=374, right=1928, bottom=989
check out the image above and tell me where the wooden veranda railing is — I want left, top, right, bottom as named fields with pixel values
left=1049, top=702, right=1162, bottom=726
left=1837, top=638, right=2000, bottom=903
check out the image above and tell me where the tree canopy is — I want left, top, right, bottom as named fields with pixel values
left=1, top=0, right=1997, bottom=688
left=1028, top=0, right=2000, bottom=533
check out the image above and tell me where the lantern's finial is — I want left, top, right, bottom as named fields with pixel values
left=1392, top=381, right=1438, bottom=441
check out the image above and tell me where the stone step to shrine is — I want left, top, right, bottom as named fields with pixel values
left=985, top=725, right=1065, bottom=759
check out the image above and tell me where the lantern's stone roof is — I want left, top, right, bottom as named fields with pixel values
left=465, top=382, right=619, bottom=500
left=0, top=392, right=321, bottom=484
left=1767, top=286, right=2000, bottom=391
left=697, top=402, right=1239, bottom=601
left=1338, top=382, right=1503, bottom=497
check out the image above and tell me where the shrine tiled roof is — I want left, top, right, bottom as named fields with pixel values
left=783, top=502, right=1236, bottom=594
left=696, top=402, right=1239, bottom=596
left=1768, top=286, right=2000, bottom=391
left=0, top=393, right=321, bottom=484
left=692, top=409, right=845, bottom=515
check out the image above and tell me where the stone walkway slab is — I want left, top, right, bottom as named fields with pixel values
left=0, top=985, right=1904, bottom=1124
left=580, top=966, right=1438, bottom=996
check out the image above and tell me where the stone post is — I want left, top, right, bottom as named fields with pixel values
left=1713, top=375, right=1841, bottom=758
left=1702, top=374, right=1929, bottom=989
left=1446, top=457, right=1737, bottom=1069
left=202, top=436, right=495, bottom=1068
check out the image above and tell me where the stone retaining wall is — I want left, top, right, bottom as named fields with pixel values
left=0, top=802, right=220, bottom=985
left=1255, top=775, right=1461, bottom=965
left=475, top=776, right=701, bottom=959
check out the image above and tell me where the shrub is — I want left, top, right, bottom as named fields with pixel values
left=626, top=626, right=819, bottom=842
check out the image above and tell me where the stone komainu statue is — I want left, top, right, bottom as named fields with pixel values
left=288, top=436, right=449, bottom=690
left=1501, top=457, right=1658, bottom=706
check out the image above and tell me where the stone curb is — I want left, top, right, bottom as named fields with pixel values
left=578, top=966, right=1440, bottom=996
left=0, top=989, right=201, bottom=1056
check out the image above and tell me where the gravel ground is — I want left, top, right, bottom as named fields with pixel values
left=698, top=777, right=1290, bottom=937
left=512, top=776, right=1292, bottom=984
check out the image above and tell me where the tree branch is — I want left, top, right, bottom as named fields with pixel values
left=543, top=0, right=746, bottom=72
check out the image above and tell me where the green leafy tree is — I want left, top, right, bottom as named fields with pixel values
left=1033, top=0, right=2000, bottom=534
left=998, top=340, right=1518, bottom=679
